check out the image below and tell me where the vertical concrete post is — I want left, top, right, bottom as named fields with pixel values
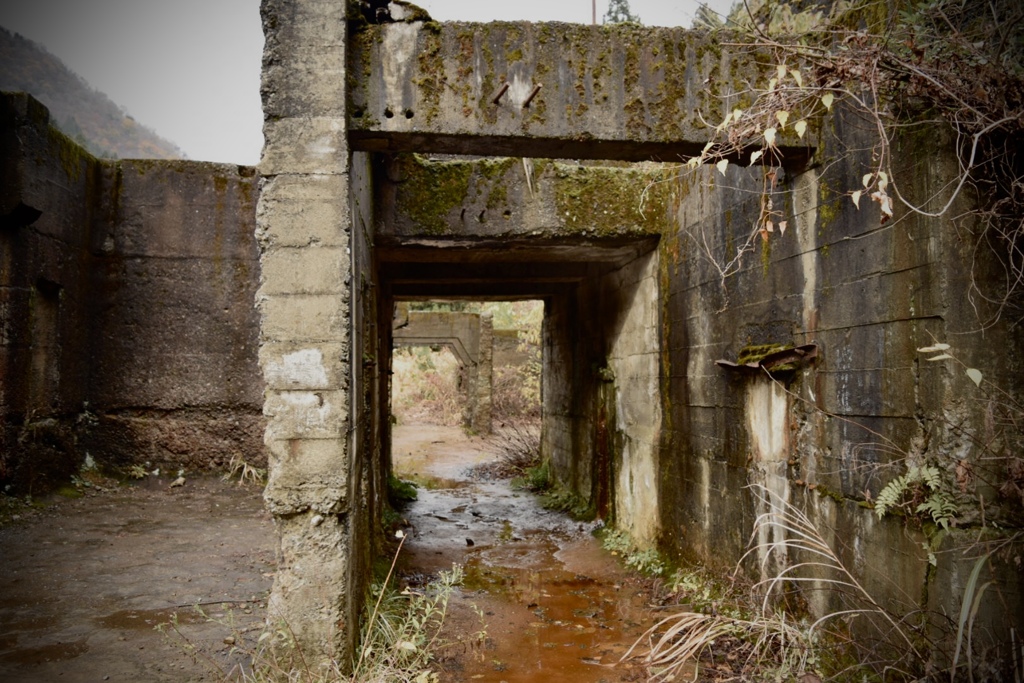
left=255, top=0, right=355, bottom=664
left=474, top=313, right=493, bottom=434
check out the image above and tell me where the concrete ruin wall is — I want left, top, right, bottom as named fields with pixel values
left=85, top=159, right=264, bottom=471
left=598, top=251, right=661, bottom=544
left=350, top=15, right=1022, bottom=664
left=0, top=92, right=263, bottom=492
left=256, top=0, right=380, bottom=660
left=657, top=115, right=1023, bottom=635
left=1, top=93, right=98, bottom=491
left=3, top=1, right=1020, bottom=671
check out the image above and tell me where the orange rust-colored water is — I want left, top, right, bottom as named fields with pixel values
left=392, top=425, right=655, bottom=682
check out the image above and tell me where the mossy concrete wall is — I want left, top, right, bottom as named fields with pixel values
left=86, top=159, right=263, bottom=470
left=377, top=153, right=676, bottom=239
left=6, top=2, right=1020, bottom=670
left=368, top=47, right=1022, bottom=666
left=1, top=92, right=99, bottom=492
left=658, top=106, right=1022, bottom=653
left=0, top=92, right=263, bottom=492
left=348, top=21, right=812, bottom=164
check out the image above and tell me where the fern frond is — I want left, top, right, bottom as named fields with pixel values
left=875, top=474, right=908, bottom=519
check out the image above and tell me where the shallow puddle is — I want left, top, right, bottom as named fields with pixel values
left=97, top=607, right=208, bottom=630
left=393, top=425, right=653, bottom=682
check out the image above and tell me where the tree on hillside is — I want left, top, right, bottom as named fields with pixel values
left=604, top=0, right=640, bottom=24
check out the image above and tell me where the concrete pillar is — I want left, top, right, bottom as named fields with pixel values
left=256, top=0, right=355, bottom=664
left=474, top=313, right=493, bottom=434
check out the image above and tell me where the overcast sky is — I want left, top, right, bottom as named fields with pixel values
left=0, top=0, right=733, bottom=165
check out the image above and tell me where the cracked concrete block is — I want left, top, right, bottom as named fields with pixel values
left=259, top=246, right=351, bottom=295
left=260, top=343, right=349, bottom=391
left=263, top=390, right=349, bottom=440
left=261, top=0, right=346, bottom=52
left=256, top=173, right=351, bottom=248
left=262, top=47, right=347, bottom=119
left=264, top=438, right=349, bottom=514
left=259, top=294, right=350, bottom=343
left=261, top=118, right=349, bottom=176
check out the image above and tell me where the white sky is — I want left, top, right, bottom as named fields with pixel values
left=0, top=0, right=733, bottom=165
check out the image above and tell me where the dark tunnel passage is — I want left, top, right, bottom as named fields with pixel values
left=375, top=235, right=663, bottom=532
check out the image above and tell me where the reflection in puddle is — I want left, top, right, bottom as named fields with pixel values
left=97, top=607, right=207, bottom=630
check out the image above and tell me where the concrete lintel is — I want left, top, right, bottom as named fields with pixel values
left=349, top=22, right=815, bottom=164
left=394, top=337, right=475, bottom=367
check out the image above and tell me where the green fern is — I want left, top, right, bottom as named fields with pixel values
left=875, top=473, right=909, bottom=519
left=875, top=464, right=958, bottom=529
left=917, top=491, right=958, bottom=530
left=914, top=465, right=942, bottom=491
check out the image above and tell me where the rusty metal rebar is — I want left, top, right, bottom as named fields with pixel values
left=523, top=84, right=542, bottom=108
left=491, top=83, right=509, bottom=105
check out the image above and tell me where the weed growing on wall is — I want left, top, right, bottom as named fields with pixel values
left=622, top=485, right=923, bottom=681
left=746, top=347, right=1022, bottom=676
left=676, top=0, right=1024, bottom=321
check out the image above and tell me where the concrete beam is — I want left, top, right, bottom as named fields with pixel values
left=377, top=155, right=677, bottom=240
left=349, top=22, right=813, bottom=164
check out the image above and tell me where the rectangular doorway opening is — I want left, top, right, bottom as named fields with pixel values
left=389, top=299, right=544, bottom=490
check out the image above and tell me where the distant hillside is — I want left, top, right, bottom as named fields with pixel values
left=0, top=26, right=183, bottom=160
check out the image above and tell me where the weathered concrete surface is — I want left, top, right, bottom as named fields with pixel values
left=256, top=0, right=377, bottom=666
left=393, top=310, right=493, bottom=434
left=7, top=0, right=1018, bottom=673
left=362, top=69, right=1023, bottom=667
left=85, top=160, right=264, bottom=470
left=657, top=106, right=1023, bottom=657
left=601, top=252, right=661, bottom=544
left=0, top=93, right=264, bottom=490
left=378, top=153, right=677, bottom=239
left=348, top=21, right=814, bottom=164
left=1, top=92, right=97, bottom=491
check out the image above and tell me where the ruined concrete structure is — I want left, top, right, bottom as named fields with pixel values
left=1, top=93, right=263, bottom=491
left=2, top=0, right=1022, bottom=671
left=392, top=308, right=493, bottom=434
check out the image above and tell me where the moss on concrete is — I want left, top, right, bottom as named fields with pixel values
left=46, top=125, right=91, bottom=183
left=552, top=163, right=673, bottom=235
left=395, top=154, right=473, bottom=235
left=414, top=30, right=446, bottom=124
left=736, top=343, right=792, bottom=365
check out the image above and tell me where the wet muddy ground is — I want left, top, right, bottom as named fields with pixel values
left=0, top=425, right=656, bottom=682
left=392, top=425, right=655, bottom=682
left=0, top=475, right=274, bottom=682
